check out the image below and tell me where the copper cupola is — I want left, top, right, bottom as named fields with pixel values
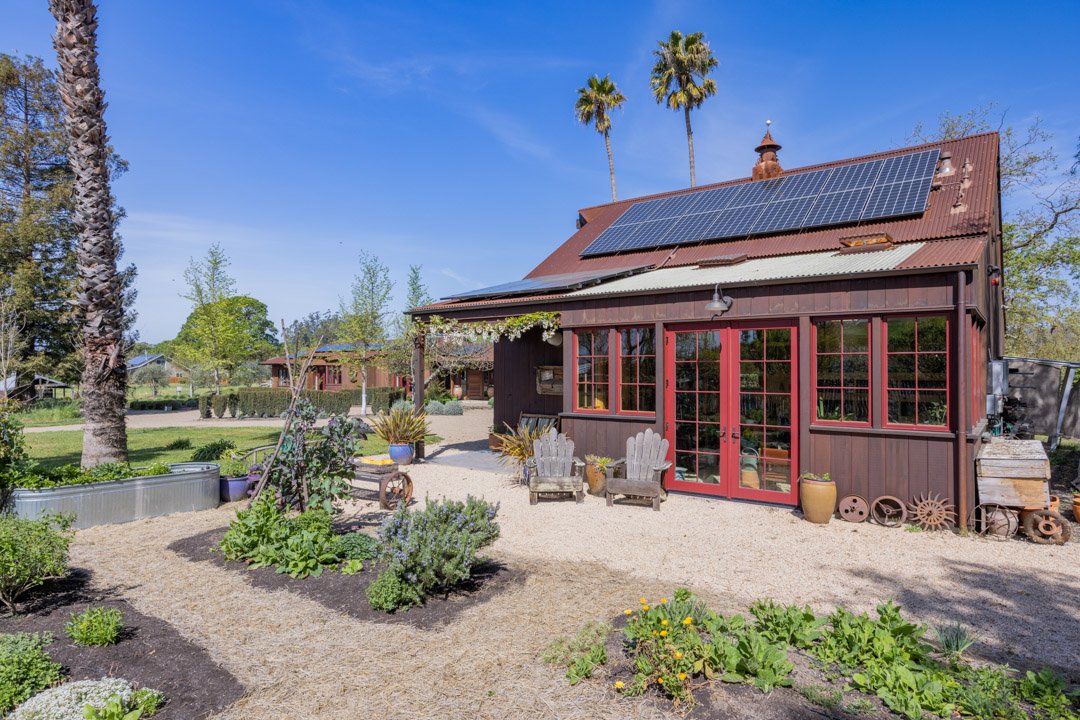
left=751, top=120, right=783, bottom=181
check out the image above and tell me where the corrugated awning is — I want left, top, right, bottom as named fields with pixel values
left=567, top=238, right=983, bottom=298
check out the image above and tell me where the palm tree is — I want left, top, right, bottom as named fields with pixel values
left=575, top=74, right=626, bottom=202
left=50, top=0, right=128, bottom=464
left=650, top=30, right=719, bottom=187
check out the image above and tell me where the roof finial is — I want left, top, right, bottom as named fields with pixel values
left=753, top=121, right=782, bottom=180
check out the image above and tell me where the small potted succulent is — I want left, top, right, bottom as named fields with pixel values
left=218, top=456, right=253, bottom=502
left=371, top=406, right=429, bottom=466
left=493, top=423, right=544, bottom=483
left=584, top=455, right=614, bottom=496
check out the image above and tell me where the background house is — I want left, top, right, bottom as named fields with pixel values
left=126, top=353, right=189, bottom=382
left=1, top=372, right=73, bottom=401
left=261, top=343, right=405, bottom=391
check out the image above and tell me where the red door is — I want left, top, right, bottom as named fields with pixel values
left=664, top=322, right=799, bottom=505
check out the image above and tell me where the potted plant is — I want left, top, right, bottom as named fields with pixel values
left=371, top=406, right=429, bottom=466
left=584, top=455, right=614, bottom=496
left=488, top=425, right=503, bottom=452
left=219, top=456, right=253, bottom=502
left=798, top=472, right=836, bottom=524
left=493, top=423, right=545, bottom=483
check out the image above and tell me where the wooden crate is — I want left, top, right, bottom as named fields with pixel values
left=975, top=439, right=1050, bottom=508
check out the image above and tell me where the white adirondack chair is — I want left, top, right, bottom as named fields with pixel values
left=605, top=428, right=672, bottom=511
left=526, top=428, right=584, bottom=505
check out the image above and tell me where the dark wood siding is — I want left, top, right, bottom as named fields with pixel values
left=493, top=328, right=561, bottom=430
left=561, top=416, right=656, bottom=460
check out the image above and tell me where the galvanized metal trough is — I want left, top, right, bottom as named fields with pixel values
left=11, top=462, right=220, bottom=529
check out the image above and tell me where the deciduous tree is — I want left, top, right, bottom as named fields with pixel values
left=338, top=252, right=393, bottom=415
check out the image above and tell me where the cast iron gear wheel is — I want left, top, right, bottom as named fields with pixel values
left=967, top=504, right=1019, bottom=540
left=870, top=496, right=908, bottom=527
left=1022, top=509, right=1072, bottom=545
left=838, top=495, right=870, bottom=523
left=909, top=493, right=956, bottom=531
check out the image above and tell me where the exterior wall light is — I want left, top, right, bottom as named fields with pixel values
left=705, top=284, right=733, bottom=315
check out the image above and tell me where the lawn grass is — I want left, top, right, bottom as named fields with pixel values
left=14, top=401, right=83, bottom=427
left=25, top=427, right=442, bottom=469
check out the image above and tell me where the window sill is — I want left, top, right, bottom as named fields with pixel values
left=809, top=424, right=956, bottom=439
left=560, top=412, right=658, bottom=423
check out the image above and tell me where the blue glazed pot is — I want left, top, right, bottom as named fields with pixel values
left=220, top=476, right=250, bottom=502
left=388, top=443, right=415, bottom=466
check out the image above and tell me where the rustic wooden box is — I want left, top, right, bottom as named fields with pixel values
left=975, top=439, right=1051, bottom=508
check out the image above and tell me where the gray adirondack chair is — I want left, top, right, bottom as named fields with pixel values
left=526, top=428, right=584, bottom=505
left=605, top=428, right=672, bottom=511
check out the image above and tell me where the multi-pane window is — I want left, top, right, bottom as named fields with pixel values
left=885, top=316, right=948, bottom=427
left=326, top=365, right=343, bottom=386
left=619, top=328, right=656, bottom=413
left=814, top=319, right=870, bottom=424
left=575, top=330, right=610, bottom=411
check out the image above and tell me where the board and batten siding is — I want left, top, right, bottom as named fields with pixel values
left=492, top=328, right=562, bottom=431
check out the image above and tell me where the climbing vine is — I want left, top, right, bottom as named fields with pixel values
left=420, top=312, right=561, bottom=343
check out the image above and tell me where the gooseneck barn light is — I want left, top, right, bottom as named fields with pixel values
left=705, top=284, right=733, bottom=315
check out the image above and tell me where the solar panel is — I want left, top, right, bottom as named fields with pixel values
left=443, top=267, right=651, bottom=300
left=579, top=148, right=939, bottom=257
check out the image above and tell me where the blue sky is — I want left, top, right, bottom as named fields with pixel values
left=4, top=0, right=1078, bottom=342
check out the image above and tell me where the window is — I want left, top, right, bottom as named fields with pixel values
left=884, top=316, right=948, bottom=427
left=326, top=365, right=343, bottom=386
left=574, top=330, right=610, bottom=411
left=814, top=319, right=870, bottom=424
left=619, top=328, right=656, bottom=413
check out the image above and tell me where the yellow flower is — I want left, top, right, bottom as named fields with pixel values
left=624, top=609, right=633, bottom=616
left=678, top=672, right=687, bottom=681
left=651, top=630, right=657, bottom=636
left=660, top=597, right=668, bottom=604
left=614, top=681, right=624, bottom=690
left=642, top=605, right=650, bottom=611
left=674, top=651, right=683, bottom=659
left=659, top=630, right=668, bottom=637
left=661, top=619, right=669, bottom=626
left=657, top=677, right=664, bottom=684
left=639, top=597, right=647, bottom=604
left=683, top=616, right=693, bottom=625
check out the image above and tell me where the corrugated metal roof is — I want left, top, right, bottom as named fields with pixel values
left=897, top=236, right=987, bottom=269
left=527, top=132, right=999, bottom=278
left=566, top=239, right=980, bottom=298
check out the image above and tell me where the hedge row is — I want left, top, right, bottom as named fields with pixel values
left=348, top=387, right=408, bottom=413
left=193, top=387, right=409, bottom=419
left=128, top=397, right=199, bottom=411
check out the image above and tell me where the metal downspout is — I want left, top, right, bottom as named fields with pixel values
left=957, top=270, right=969, bottom=529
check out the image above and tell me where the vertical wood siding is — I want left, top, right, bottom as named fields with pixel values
left=493, top=328, right=562, bottom=430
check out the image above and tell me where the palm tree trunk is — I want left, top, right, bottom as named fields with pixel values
left=604, top=129, right=617, bottom=201
left=50, top=0, right=128, bottom=465
left=684, top=105, right=696, bottom=187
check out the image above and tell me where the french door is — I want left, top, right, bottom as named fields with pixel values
left=664, top=322, right=799, bottom=505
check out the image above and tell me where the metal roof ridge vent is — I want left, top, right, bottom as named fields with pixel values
left=697, top=253, right=749, bottom=267
left=838, top=232, right=894, bottom=254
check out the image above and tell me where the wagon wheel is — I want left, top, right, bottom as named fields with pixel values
left=1022, top=509, right=1072, bottom=546
left=909, top=493, right=956, bottom=532
left=967, top=504, right=1019, bottom=540
left=379, top=470, right=413, bottom=511
left=838, top=495, right=870, bottom=523
left=870, top=496, right=908, bottom=527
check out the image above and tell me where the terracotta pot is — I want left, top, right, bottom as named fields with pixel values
left=1072, top=494, right=1080, bottom=523
left=584, top=463, right=607, bottom=495
left=799, top=477, right=837, bottom=524
left=1020, top=495, right=1061, bottom=529
left=488, top=433, right=503, bottom=451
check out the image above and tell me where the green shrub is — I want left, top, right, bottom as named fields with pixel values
left=424, top=399, right=463, bottom=415
left=211, top=394, right=229, bottom=418
left=0, top=514, right=74, bottom=615
left=543, top=621, right=611, bottom=685
left=163, top=437, right=192, bottom=451
left=65, top=607, right=124, bottom=646
left=226, top=393, right=240, bottom=418
left=336, top=532, right=380, bottom=561
left=366, top=569, right=411, bottom=612
left=128, top=397, right=197, bottom=411
left=219, top=497, right=346, bottom=579
left=934, top=622, right=976, bottom=659
left=0, top=632, right=63, bottom=713
left=749, top=599, right=824, bottom=649
left=370, top=496, right=500, bottom=612
left=235, top=388, right=359, bottom=419
left=198, top=395, right=211, bottom=419
left=130, top=688, right=165, bottom=716
left=191, top=439, right=236, bottom=462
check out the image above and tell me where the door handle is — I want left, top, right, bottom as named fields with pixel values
left=718, top=425, right=726, bottom=438
left=731, top=430, right=741, bottom=440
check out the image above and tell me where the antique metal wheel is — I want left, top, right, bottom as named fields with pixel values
left=909, top=493, right=956, bottom=531
left=379, top=470, right=414, bottom=511
left=967, top=504, right=1019, bottom=540
left=838, top=495, right=870, bottom=523
left=1022, top=509, right=1072, bottom=546
left=870, top=496, right=908, bottom=527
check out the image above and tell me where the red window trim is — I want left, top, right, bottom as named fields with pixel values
left=616, top=326, right=658, bottom=416
left=572, top=329, right=612, bottom=414
left=810, top=318, right=872, bottom=428
left=881, top=314, right=950, bottom=431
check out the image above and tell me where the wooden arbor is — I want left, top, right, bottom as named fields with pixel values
left=527, top=428, right=584, bottom=505
left=606, top=428, right=672, bottom=511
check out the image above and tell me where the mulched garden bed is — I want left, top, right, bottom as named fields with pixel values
left=168, top=528, right=526, bottom=629
left=0, top=570, right=245, bottom=719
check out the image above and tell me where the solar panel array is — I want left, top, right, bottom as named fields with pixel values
left=442, top=266, right=649, bottom=300
left=580, top=148, right=939, bottom=257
